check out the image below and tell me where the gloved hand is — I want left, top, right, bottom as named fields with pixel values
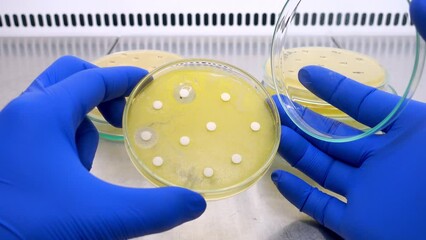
left=0, top=56, right=206, bottom=239
left=411, top=0, right=426, bottom=40
left=271, top=0, right=426, bottom=239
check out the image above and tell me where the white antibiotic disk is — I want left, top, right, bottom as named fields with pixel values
left=180, top=136, right=191, bottom=146
left=152, top=156, right=164, bottom=167
left=250, top=122, right=261, bottom=132
left=152, top=100, right=163, bottom=110
left=221, top=92, right=231, bottom=102
left=203, top=167, right=214, bottom=177
left=231, top=154, right=242, bottom=164
left=140, top=131, right=153, bottom=141
left=179, top=88, right=190, bottom=98
left=206, top=122, right=217, bottom=131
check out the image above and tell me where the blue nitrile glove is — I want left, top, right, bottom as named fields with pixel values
left=272, top=66, right=426, bottom=239
left=0, top=56, right=206, bottom=239
left=411, top=0, right=426, bottom=40
left=271, top=1, right=426, bottom=239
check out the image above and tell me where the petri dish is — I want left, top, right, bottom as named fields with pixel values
left=88, top=50, right=183, bottom=141
left=271, top=0, right=426, bottom=142
left=123, top=59, right=281, bottom=200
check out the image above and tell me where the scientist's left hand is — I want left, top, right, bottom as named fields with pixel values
left=0, top=56, right=206, bottom=239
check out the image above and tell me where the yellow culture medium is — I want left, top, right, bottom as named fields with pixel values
left=124, top=61, right=280, bottom=200
left=265, top=47, right=386, bottom=118
left=88, top=50, right=183, bottom=141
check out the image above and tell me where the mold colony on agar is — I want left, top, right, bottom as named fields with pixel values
left=124, top=64, right=280, bottom=200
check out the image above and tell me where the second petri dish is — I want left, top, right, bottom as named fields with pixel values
left=123, top=59, right=281, bottom=200
left=88, top=50, right=183, bottom=141
left=271, top=0, right=426, bottom=142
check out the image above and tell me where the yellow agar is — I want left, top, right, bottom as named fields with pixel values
left=125, top=68, right=279, bottom=199
left=264, top=47, right=386, bottom=128
left=265, top=47, right=386, bottom=106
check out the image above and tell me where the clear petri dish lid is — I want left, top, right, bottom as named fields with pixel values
left=271, top=0, right=426, bottom=142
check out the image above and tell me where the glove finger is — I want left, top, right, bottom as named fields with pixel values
left=24, top=55, right=96, bottom=93
left=298, top=66, right=400, bottom=131
left=274, top=95, right=375, bottom=167
left=47, top=66, right=147, bottom=129
left=75, top=117, right=99, bottom=171
left=411, top=0, right=426, bottom=41
left=280, top=126, right=354, bottom=196
left=272, top=171, right=345, bottom=236
left=97, top=97, right=126, bottom=128
left=100, top=186, right=206, bottom=238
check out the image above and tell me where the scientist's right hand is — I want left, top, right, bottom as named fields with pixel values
left=271, top=0, right=426, bottom=239
left=0, top=56, right=206, bottom=239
